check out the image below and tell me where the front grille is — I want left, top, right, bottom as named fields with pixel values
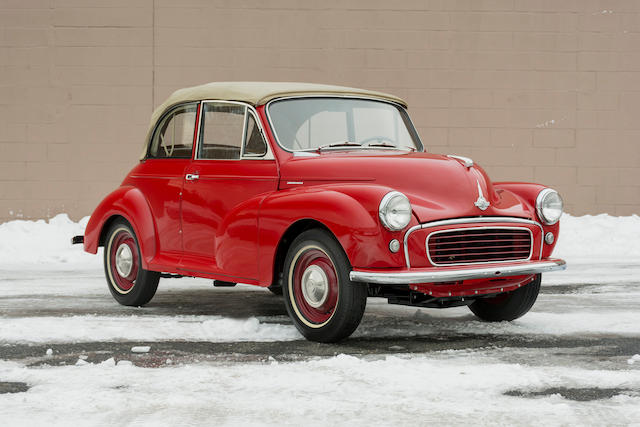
left=427, top=227, right=532, bottom=266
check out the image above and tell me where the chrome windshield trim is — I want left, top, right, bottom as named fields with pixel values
left=264, top=95, right=425, bottom=154
left=350, top=259, right=566, bottom=285
left=403, top=217, right=544, bottom=269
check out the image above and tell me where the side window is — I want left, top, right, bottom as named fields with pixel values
left=243, top=113, right=267, bottom=157
left=149, top=104, right=197, bottom=158
left=198, top=103, right=245, bottom=160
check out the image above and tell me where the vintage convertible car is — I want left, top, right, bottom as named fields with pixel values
left=76, top=82, right=566, bottom=342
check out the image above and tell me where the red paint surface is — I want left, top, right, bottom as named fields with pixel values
left=83, top=98, right=562, bottom=294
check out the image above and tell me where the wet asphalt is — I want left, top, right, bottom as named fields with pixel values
left=1, top=279, right=639, bottom=372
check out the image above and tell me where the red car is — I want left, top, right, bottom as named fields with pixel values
left=76, top=82, right=566, bottom=342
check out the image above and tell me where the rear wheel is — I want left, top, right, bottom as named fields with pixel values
left=282, top=229, right=367, bottom=343
left=104, top=220, right=160, bottom=306
left=468, top=274, right=541, bottom=321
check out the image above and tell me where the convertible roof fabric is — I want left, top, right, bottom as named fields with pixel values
left=143, top=82, right=408, bottom=159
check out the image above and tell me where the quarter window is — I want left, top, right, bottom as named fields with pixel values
left=244, top=113, right=267, bottom=157
left=148, top=103, right=197, bottom=159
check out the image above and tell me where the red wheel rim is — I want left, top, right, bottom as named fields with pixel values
left=291, top=248, right=339, bottom=325
left=108, top=229, right=139, bottom=293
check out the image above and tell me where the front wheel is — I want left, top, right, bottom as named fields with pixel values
left=468, top=274, right=541, bottom=321
left=104, top=220, right=160, bottom=306
left=282, top=229, right=367, bottom=343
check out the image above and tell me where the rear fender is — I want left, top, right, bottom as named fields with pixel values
left=83, top=186, right=157, bottom=268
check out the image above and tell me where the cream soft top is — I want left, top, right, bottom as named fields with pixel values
left=143, top=82, right=408, bottom=159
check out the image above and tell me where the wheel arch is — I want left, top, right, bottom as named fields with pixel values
left=270, top=218, right=339, bottom=288
left=98, top=214, right=129, bottom=247
left=83, top=186, right=158, bottom=268
left=258, top=184, right=409, bottom=287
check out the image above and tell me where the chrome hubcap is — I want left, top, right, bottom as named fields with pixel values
left=115, top=243, right=133, bottom=277
left=301, top=265, right=329, bottom=308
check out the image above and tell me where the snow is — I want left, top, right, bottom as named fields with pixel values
left=0, top=315, right=299, bottom=344
left=0, top=214, right=99, bottom=271
left=552, top=213, right=640, bottom=262
left=1, top=212, right=639, bottom=425
left=0, top=213, right=638, bottom=344
left=0, top=353, right=639, bottom=426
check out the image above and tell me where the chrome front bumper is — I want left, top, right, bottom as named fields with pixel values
left=349, top=259, right=566, bottom=285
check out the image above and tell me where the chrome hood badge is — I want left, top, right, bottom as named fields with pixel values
left=474, top=180, right=490, bottom=211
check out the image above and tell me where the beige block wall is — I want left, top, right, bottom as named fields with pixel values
left=1, top=0, right=639, bottom=223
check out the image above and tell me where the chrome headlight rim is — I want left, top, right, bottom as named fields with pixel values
left=536, top=188, right=563, bottom=225
left=379, top=191, right=412, bottom=231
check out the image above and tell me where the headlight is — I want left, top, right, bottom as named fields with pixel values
left=379, top=191, right=412, bottom=231
left=536, top=188, right=563, bottom=225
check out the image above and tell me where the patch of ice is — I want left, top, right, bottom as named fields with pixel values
left=131, top=346, right=151, bottom=353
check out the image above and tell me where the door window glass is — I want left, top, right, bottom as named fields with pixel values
left=198, top=103, right=246, bottom=160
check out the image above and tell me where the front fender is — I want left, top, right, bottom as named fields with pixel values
left=83, top=186, right=157, bottom=268
left=257, top=184, right=418, bottom=285
left=495, top=182, right=560, bottom=258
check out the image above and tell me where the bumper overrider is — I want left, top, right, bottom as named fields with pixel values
left=349, top=258, right=566, bottom=285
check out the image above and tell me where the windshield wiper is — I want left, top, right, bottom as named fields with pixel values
left=314, top=141, right=363, bottom=152
left=365, top=142, right=416, bottom=152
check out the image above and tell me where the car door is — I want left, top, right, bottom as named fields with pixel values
left=130, top=102, right=198, bottom=268
left=180, top=101, right=278, bottom=281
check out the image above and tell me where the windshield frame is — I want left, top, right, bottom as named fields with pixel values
left=265, top=95, right=425, bottom=154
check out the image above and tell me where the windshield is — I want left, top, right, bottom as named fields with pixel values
left=267, top=98, right=423, bottom=152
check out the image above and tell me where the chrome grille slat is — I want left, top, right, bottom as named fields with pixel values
left=426, top=227, right=533, bottom=266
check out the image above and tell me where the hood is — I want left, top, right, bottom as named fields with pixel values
left=279, top=151, right=534, bottom=223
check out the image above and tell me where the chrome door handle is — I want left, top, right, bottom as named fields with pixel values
left=185, top=173, right=199, bottom=181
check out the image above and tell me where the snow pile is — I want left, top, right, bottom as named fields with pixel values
left=0, top=212, right=638, bottom=270
left=553, top=213, right=640, bottom=262
left=0, top=315, right=300, bottom=344
left=0, top=214, right=99, bottom=270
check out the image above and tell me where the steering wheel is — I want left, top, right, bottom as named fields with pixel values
left=160, top=132, right=174, bottom=157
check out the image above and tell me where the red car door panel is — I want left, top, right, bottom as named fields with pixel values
left=180, top=161, right=278, bottom=280
left=179, top=101, right=278, bottom=281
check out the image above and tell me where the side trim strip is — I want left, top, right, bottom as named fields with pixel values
left=403, top=217, right=544, bottom=269
left=350, top=259, right=566, bottom=285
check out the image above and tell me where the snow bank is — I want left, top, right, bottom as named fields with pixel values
left=553, top=213, right=640, bottom=262
left=0, top=315, right=300, bottom=344
left=0, top=212, right=638, bottom=270
left=0, top=214, right=99, bottom=271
